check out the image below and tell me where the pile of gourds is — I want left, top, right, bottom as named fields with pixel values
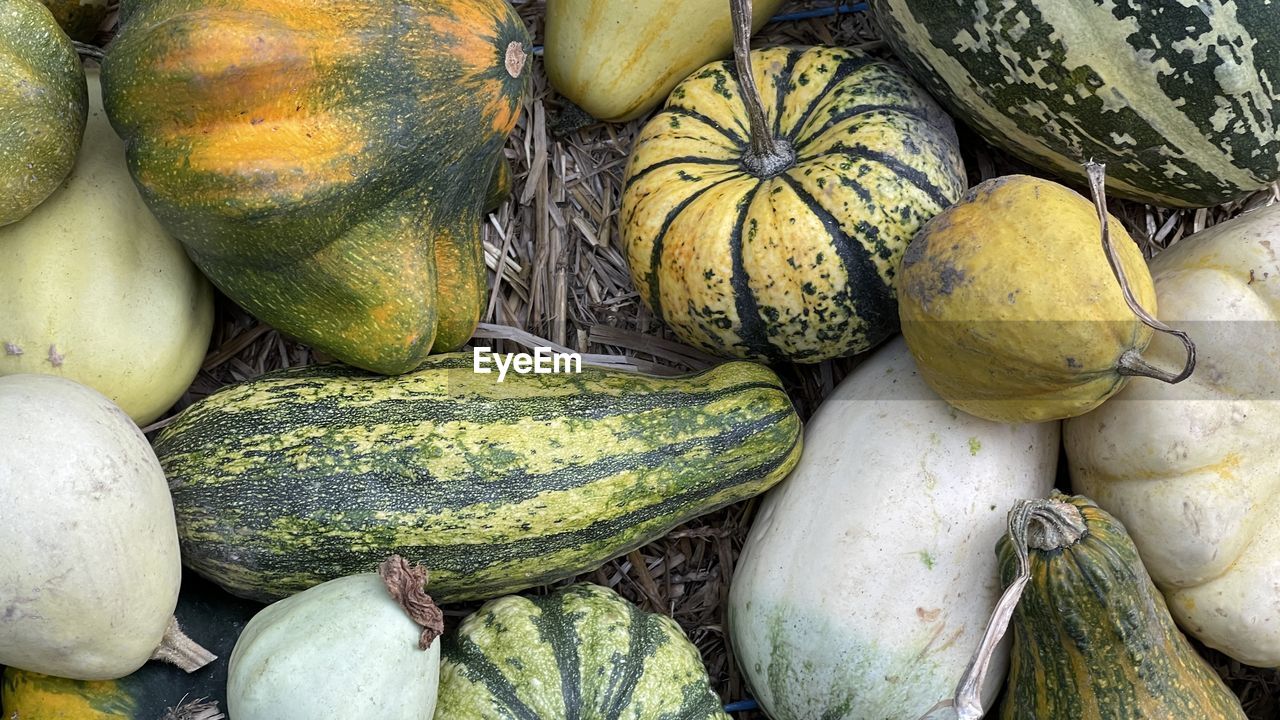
left=2, top=0, right=1278, bottom=718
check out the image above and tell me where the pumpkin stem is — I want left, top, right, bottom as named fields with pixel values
left=916, top=494, right=1088, bottom=720
left=379, top=555, right=444, bottom=650
left=1084, top=161, right=1196, bottom=384
left=149, top=616, right=217, bottom=673
left=730, top=0, right=794, bottom=178
left=505, top=41, right=527, bottom=79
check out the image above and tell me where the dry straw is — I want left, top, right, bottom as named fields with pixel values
left=90, top=0, right=1278, bottom=715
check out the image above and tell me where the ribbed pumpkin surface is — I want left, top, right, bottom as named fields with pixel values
left=998, top=495, right=1247, bottom=719
left=0, top=0, right=86, bottom=226
left=101, top=0, right=530, bottom=373
left=153, top=354, right=802, bottom=603
left=621, top=46, right=965, bottom=363
left=437, top=584, right=729, bottom=719
left=871, top=0, right=1280, bottom=207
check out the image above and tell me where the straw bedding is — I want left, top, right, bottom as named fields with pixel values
left=108, top=1, right=1280, bottom=716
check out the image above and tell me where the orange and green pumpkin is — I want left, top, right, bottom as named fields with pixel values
left=620, top=3, right=965, bottom=363
left=1, top=0, right=86, bottom=226
left=101, top=0, right=531, bottom=374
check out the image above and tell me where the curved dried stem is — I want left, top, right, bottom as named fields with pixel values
left=1084, top=161, right=1196, bottom=384
left=917, top=495, right=1087, bottom=720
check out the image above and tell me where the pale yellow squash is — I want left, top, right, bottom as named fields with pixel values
left=1067, top=203, right=1280, bottom=667
left=0, top=69, right=213, bottom=425
left=898, top=174, right=1158, bottom=423
left=545, top=0, right=785, bottom=122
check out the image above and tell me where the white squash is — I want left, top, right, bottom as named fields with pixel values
left=1066, top=203, right=1280, bottom=667
left=728, top=338, right=1058, bottom=719
left=0, top=374, right=207, bottom=680
left=0, top=68, right=214, bottom=425
left=228, top=562, right=441, bottom=719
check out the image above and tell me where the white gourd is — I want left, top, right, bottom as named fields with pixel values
left=228, top=560, right=441, bottom=719
left=0, top=374, right=208, bottom=680
left=729, top=338, right=1058, bottom=719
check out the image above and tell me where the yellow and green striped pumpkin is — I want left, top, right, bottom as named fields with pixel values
left=620, top=45, right=966, bottom=363
left=871, top=0, right=1280, bottom=208
left=1, top=0, right=86, bottom=226
left=436, top=584, right=729, bottom=720
left=999, top=494, right=1246, bottom=719
left=101, top=0, right=530, bottom=374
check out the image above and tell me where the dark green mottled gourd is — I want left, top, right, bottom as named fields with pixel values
left=1, top=0, right=86, bottom=226
left=153, top=353, right=802, bottom=603
left=437, top=584, right=729, bottom=719
left=871, top=0, right=1280, bottom=207
left=998, top=494, right=1246, bottom=719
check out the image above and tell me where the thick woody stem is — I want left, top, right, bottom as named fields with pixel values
left=730, top=0, right=794, bottom=178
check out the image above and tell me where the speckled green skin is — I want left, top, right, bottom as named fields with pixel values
left=999, top=494, right=1247, bottom=719
left=437, top=584, right=730, bottom=720
left=872, top=0, right=1280, bottom=207
left=153, top=353, right=802, bottom=603
left=0, top=0, right=86, bottom=226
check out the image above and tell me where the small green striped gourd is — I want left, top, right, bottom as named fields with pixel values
left=620, top=42, right=965, bottom=363
left=436, top=584, right=729, bottom=719
left=871, top=0, right=1280, bottom=207
left=153, top=354, right=802, bottom=603
left=998, top=494, right=1247, bottom=719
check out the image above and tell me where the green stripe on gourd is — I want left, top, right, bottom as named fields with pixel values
left=437, top=584, right=729, bottom=720
left=154, top=354, right=802, bottom=603
left=871, top=0, right=1280, bottom=207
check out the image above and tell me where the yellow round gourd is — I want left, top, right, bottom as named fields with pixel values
left=0, top=69, right=213, bottom=425
left=897, top=175, right=1157, bottom=423
left=545, top=0, right=785, bottom=123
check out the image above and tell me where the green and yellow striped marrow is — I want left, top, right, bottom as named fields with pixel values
left=620, top=43, right=965, bottom=363
left=153, top=354, right=802, bottom=603
left=436, top=584, right=729, bottom=719
left=998, top=494, right=1246, bottom=719
left=871, top=0, right=1280, bottom=207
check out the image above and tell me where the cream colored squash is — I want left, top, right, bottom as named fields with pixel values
left=728, top=337, right=1059, bottom=719
left=228, top=569, right=441, bottom=719
left=0, top=375, right=198, bottom=681
left=1066, top=203, right=1280, bottom=667
left=544, top=0, right=784, bottom=122
left=0, top=68, right=213, bottom=425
